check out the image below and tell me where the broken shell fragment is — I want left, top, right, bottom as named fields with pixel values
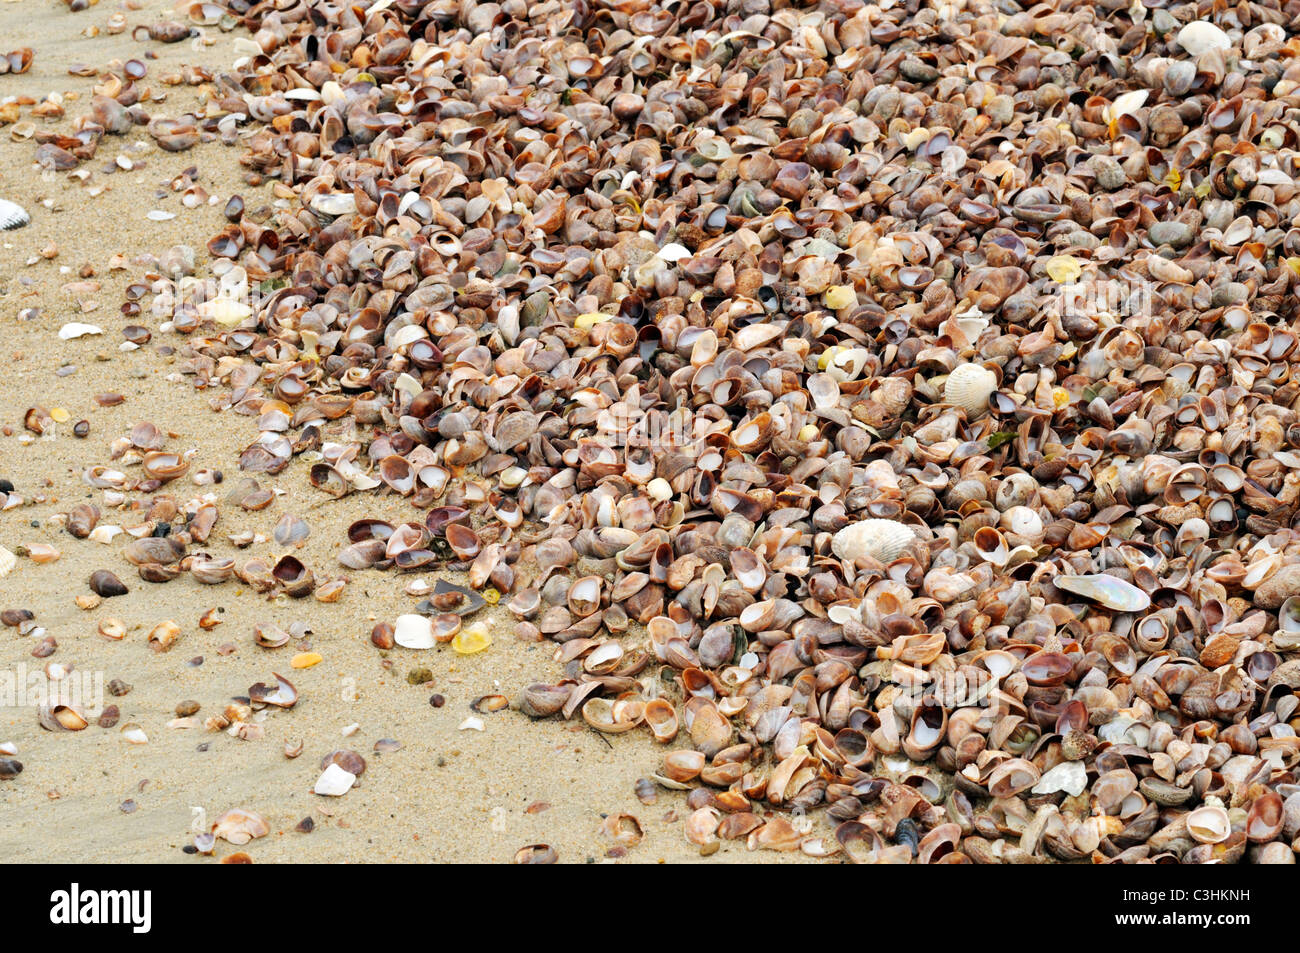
left=212, top=808, right=269, bottom=845
left=249, top=673, right=298, bottom=709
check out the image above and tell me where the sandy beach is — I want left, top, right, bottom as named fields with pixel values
left=8, top=0, right=1297, bottom=872
left=0, top=0, right=832, bottom=864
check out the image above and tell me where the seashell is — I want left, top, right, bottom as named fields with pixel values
left=148, top=621, right=181, bottom=652
left=141, top=451, right=190, bottom=482
left=1185, top=804, right=1230, bottom=844
left=516, top=684, right=572, bottom=719
left=211, top=808, right=269, bottom=844
left=1032, top=761, right=1087, bottom=797
left=0, top=198, right=29, bottom=231
left=831, top=520, right=917, bottom=564
left=249, top=673, right=298, bottom=709
left=38, top=699, right=88, bottom=731
left=943, top=364, right=998, bottom=419
left=190, top=555, right=235, bottom=585
left=314, top=763, right=357, bottom=796
left=1052, top=574, right=1150, bottom=613
left=1177, top=21, right=1231, bottom=56
left=662, top=750, right=706, bottom=783
left=393, top=614, right=435, bottom=649
left=514, top=844, right=558, bottom=864
left=253, top=622, right=291, bottom=649
left=451, top=624, right=491, bottom=655
left=311, top=193, right=357, bottom=217
left=582, top=697, right=640, bottom=733
left=272, top=555, right=315, bottom=597
left=643, top=698, right=679, bottom=743
left=66, top=504, right=99, bottom=538
left=58, top=323, right=104, bottom=340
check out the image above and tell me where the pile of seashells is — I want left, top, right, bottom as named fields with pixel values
left=105, top=0, right=1300, bottom=862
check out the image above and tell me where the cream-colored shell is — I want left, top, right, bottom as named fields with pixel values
left=831, top=520, right=917, bottom=564
left=1177, top=21, right=1230, bottom=57
left=0, top=545, right=14, bottom=578
left=943, top=363, right=998, bottom=418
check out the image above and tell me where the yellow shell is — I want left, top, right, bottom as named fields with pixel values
left=290, top=652, right=322, bottom=669
left=824, top=285, right=856, bottom=310
left=452, top=625, right=492, bottom=655
left=943, top=363, right=998, bottom=418
left=831, top=520, right=917, bottom=564
left=1045, top=255, right=1081, bottom=284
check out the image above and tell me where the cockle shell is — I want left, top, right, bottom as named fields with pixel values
left=943, top=363, right=998, bottom=418
left=1177, top=21, right=1231, bottom=56
left=0, top=546, right=14, bottom=578
left=0, top=198, right=28, bottom=230
left=831, top=520, right=917, bottom=564
left=1053, top=574, right=1151, bottom=612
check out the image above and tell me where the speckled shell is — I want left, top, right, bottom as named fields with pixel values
left=0, top=199, right=28, bottom=231
left=943, top=363, right=998, bottom=418
left=831, top=519, right=917, bottom=564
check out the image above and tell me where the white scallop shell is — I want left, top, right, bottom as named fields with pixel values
left=0, top=198, right=29, bottom=231
left=1177, top=21, right=1230, bottom=57
left=943, top=363, right=998, bottom=418
left=0, top=545, right=14, bottom=577
left=831, top=520, right=917, bottom=564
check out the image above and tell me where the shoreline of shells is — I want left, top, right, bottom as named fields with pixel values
left=8, top=0, right=1300, bottom=862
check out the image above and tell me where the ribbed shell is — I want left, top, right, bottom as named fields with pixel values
left=943, top=363, right=998, bottom=418
left=831, top=520, right=917, bottom=564
left=0, top=199, right=28, bottom=231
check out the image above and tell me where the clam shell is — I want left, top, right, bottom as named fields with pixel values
left=831, top=520, right=917, bottom=564
left=1177, top=21, right=1231, bottom=56
left=0, top=198, right=28, bottom=231
left=1052, top=573, right=1151, bottom=613
left=943, top=363, right=998, bottom=418
left=393, top=614, right=434, bottom=649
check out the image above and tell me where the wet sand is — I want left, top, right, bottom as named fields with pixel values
left=0, top=0, right=824, bottom=863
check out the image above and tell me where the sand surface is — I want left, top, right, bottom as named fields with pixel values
left=0, top=0, right=827, bottom=863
